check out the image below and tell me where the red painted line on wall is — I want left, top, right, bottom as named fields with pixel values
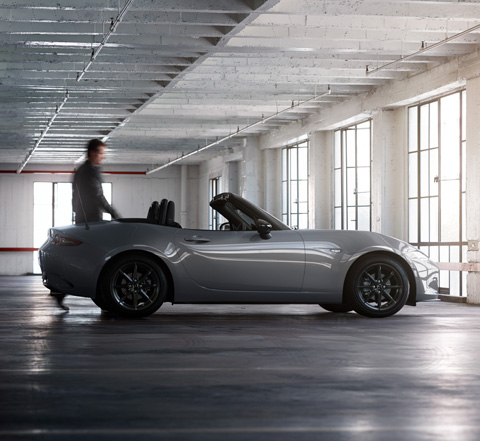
left=437, top=262, right=480, bottom=272
left=0, top=248, right=38, bottom=252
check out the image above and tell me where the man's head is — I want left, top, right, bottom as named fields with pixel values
left=87, top=139, right=107, bottom=166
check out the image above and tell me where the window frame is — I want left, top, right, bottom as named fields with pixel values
left=334, top=119, right=372, bottom=231
left=282, top=139, right=309, bottom=229
left=408, top=89, right=467, bottom=296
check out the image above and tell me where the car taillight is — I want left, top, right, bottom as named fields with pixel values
left=53, top=235, right=82, bottom=246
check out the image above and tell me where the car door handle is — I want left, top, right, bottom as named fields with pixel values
left=184, top=235, right=211, bottom=243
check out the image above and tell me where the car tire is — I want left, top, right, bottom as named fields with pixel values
left=319, top=304, right=353, bottom=313
left=101, top=253, right=167, bottom=318
left=345, top=255, right=409, bottom=318
left=91, top=295, right=109, bottom=311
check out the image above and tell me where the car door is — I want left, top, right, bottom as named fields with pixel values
left=174, top=228, right=305, bottom=292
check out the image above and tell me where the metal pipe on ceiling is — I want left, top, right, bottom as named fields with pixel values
left=366, top=22, right=480, bottom=76
left=146, top=86, right=332, bottom=175
left=17, top=90, right=69, bottom=174
left=76, top=0, right=135, bottom=82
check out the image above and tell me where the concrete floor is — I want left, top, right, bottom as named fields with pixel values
left=1, top=276, right=480, bottom=440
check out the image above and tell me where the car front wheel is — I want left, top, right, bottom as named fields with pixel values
left=346, top=256, right=409, bottom=318
left=101, top=254, right=167, bottom=317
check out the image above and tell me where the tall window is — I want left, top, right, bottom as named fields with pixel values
left=408, top=90, right=466, bottom=296
left=282, top=139, right=309, bottom=229
left=33, top=181, right=112, bottom=273
left=209, top=176, right=222, bottom=230
left=334, top=120, right=372, bottom=231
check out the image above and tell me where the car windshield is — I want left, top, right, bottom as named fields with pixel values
left=210, top=193, right=291, bottom=231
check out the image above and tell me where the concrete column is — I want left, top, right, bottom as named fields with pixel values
left=241, top=136, right=263, bottom=206
left=309, top=131, right=333, bottom=229
left=371, top=108, right=407, bottom=240
left=226, top=161, right=240, bottom=195
left=263, top=148, right=282, bottom=217
left=466, top=76, right=480, bottom=304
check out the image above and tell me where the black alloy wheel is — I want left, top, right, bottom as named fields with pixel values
left=102, top=254, right=167, bottom=317
left=347, top=256, right=409, bottom=318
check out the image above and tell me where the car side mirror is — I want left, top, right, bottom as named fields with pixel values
left=256, top=219, right=272, bottom=239
left=219, top=222, right=231, bottom=231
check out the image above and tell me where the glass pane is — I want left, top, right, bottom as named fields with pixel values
left=346, top=129, right=356, bottom=167
left=347, top=207, right=356, bottom=230
left=441, top=180, right=459, bottom=242
left=54, top=183, right=73, bottom=226
left=462, top=91, right=466, bottom=139
left=420, top=150, right=429, bottom=197
left=462, top=193, right=466, bottom=243
left=357, top=167, right=370, bottom=193
left=429, top=246, right=439, bottom=262
left=298, top=147, right=308, bottom=179
left=420, top=198, right=430, bottom=242
left=346, top=168, right=356, bottom=206
left=334, top=207, right=342, bottom=230
left=440, top=93, right=460, bottom=181
left=462, top=141, right=466, bottom=191
left=298, top=202, right=308, bottom=215
left=408, top=106, right=418, bottom=152
left=298, top=180, right=308, bottom=204
left=357, top=125, right=370, bottom=167
left=334, top=169, right=342, bottom=207
left=409, top=199, right=418, bottom=243
left=298, top=214, right=308, bottom=229
left=102, top=183, right=112, bottom=221
left=450, top=271, right=460, bottom=296
left=290, top=148, right=297, bottom=180
left=357, top=206, right=370, bottom=231
left=290, top=180, right=298, bottom=214
left=357, top=191, right=370, bottom=207
left=409, top=153, right=418, bottom=198
left=430, top=197, right=438, bottom=242
left=430, top=149, right=438, bottom=197
left=420, top=104, right=429, bottom=150
left=282, top=148, right=287, bottom=181
left=429, top=101, right=439, bottom=148
left=334, top=131, right=341, bottom=169
left=282, top=181, right=288, bottom=216
left=440, top=245, right=450, bottom=262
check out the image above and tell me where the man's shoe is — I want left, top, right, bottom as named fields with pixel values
left=50, top=292, right=69, bottom=312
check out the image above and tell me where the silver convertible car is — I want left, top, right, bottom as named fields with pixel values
left=39, top=192, right=438, bottom=318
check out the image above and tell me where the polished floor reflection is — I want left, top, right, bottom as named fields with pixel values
left=1, top=276, right=480, bottom=440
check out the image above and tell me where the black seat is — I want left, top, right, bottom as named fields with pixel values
left=165, top=200, right=181, bottom=228
left=156, top=199, right=168, bottom=225
left=147, top=201, right=159, bottom=222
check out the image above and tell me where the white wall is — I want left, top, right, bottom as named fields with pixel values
left=0, top=167, right=184, bottom=275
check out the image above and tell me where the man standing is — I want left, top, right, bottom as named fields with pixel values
left=50, top=139, right=120, bottom=311
left=73, top=139, right=120, bottom=224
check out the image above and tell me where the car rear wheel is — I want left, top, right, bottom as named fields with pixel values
left=101, top=254, right=167, bottom=318
left=346, top=256, right=409, bottom=318
left=319, top=304, right=353, bottom=313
